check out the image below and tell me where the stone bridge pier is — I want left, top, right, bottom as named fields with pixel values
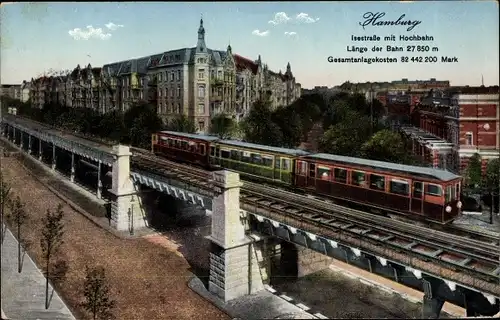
left=108, top=145, right=147, bottom=232
left=206, top=171, right=268, bottom=302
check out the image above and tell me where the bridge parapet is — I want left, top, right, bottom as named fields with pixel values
left=1, top=115, right=115, bottom=166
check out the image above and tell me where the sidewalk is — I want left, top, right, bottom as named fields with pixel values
left=1, top=228, right=75, bottom=320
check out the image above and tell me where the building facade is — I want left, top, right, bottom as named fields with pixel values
left=27, top=18, right=301, bottom=133
left=0, top=84, right=22, bottom=100
left=402, top=86, right=500, bottom=174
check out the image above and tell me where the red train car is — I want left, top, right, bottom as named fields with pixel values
left=295, top=153, right=462, bottom=223
left=152, top=131, right=219, bottom=168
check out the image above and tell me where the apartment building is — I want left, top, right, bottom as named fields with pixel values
left=402, top=86, right=500, bottom=173
left=0, top=84, right=22, bottom=100
left=27, top=18, right=302, bottom=133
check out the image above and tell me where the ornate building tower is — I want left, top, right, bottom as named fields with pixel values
left=193, top=17, right=210, bottom=132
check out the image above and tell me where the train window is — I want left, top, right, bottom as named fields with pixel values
left=333, top=168, right=347, bottom=183
left=262, top=155, right=273, bottom=167
left=445, top=185, right=452, bottom=202
left=182, top=141, right=189, bottom=150
left=275, top=158, right=281, bottom=169
left=317, top=166, right=331, bottom=181
left=297, top=161, right=307, bottom=176
left=282, top=158, right=291, bottom=171
left=241, top=151, right=251, bottom=163
left=351, top=171, right=366, bottom=187
left=251, top=153, right=262, bottom=165
left=309, top=163, right=316, bottom=178
left=413, top=182, right=423, bottom=199
left=389, top=179, right=409, bottom=195
left=210, top=146, right=215, bottom=157
left=220, top=149, right=230, bottom=159
left=425, top=184, right=442, bottom=196
left=369, top=174, right=385, bottom=191
left=200, top=144, right=206, bottom=155
left=230, top=150, right=239, bottom=160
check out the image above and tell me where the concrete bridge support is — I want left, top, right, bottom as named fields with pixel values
left=207, top=171, right=265, bottom=302
left=108, top=145, right=147, bottom=231
left=296, top=245, right=333, bottom=278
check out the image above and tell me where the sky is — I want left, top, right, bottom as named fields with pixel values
left=0, top=1, right=498, bottom=89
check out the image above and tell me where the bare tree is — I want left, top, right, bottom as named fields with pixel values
left=40, top=203, right=65, bottom=309
left=82, top=265, right=116, bottom=320
left=0, top=171, right=11, bottom=244
left=10, top=196, right=28, bottom=273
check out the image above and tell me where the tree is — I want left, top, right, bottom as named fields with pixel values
left=465, top=153, right=482, bottom=188
left=82, top=265, right=116, bottom=320
left=241, top=98, right=283, bottom=146
left=10, top=196, right=28, bottom=273
left=0, top=172, right=11, bottom=244
left=167, top=114, right=196, bottom=133
left=124, top=102, right=164, bottom=148
left=209, top=113, right=237, bottom=139
left=361, top=129, right=409, bottom=164
left=319, top=111, right=371, bottom=157
left=40, top=204, right=65, bottom=309
left=271, top=107, right=303, bottom=148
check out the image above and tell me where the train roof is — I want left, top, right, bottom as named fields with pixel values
left=219, top=140, right=310, bottom=157
left=159, top=131, right=220, bottom=142
left=302, top=153, right=461, bottom=182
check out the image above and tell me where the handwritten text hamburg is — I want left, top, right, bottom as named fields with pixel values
left=359, top=12, right=421, bottom=32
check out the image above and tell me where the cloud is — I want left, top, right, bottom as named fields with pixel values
left=105, top=22, right=124, bottom=31
left=68, top=25, right=112, bottom=40
left=296, top=13, right=320, bottom=24
left=252, top=29, right=269, bottom=37
left=268, top=12, right=291, bottom=25
left=284, top=31, right=297, bottom=37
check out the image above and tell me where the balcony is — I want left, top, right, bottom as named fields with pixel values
left=210, top=78, right=224, bottom=86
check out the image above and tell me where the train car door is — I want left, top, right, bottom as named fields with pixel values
left=307, top=162, right=316, bottom=189
left=411, top=181, right=424, bottom=214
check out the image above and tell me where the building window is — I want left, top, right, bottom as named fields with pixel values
left=177, top=85, right=181, bottom=97
left=465, top=132, right=473, bottom=145
left=198, top=69, right=205, bottom=80
left=164, top=88, right=168, bottom=97
left=170, top=88, right=174, bottom=97
left=218, top=71, right=222, bottom=79
left=158, top=73, right=162, bottom=82
left=198, top=121, right=205, bottom=131
left=177, top=103, right=181, bottom=114
left=198, top=104, right=205, bottom=114
left=198, top=85, right=205, bottom=98
left=170, top=72, right=174, bottom=82
left=177, top=70, right=181, bottom=81
left=139, top=91, right=143, bottom=100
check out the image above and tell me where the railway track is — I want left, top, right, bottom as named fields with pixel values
left=242, top=182, right=499, bottom=261
left=5, top=116, right=500, bottom=249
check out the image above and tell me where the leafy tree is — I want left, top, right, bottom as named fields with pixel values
left=98, top=110, right=126, bottom=142
left=82, top=265, right=116, bottom=320
left=465, top=153, right=482, bottom=188
left=241, top=98, right=283, bottom=146
left=361, top=129, right=409, bottom=164
left=485, top=158, right=500, bottom=188
left=40, top=204, right=65, bottom=309
left=10, top=196, right=28, bottom=273
left=209, top=113, right=237, bottom=139
left=319, top=111, right=372, bottom=157
left=167, top=114, right=196, bottom=133
left=124, top=102, right=164, bottom=148
left=272, top=108, right=303, bottom=148
left=0, top=172, right=11, bottom=244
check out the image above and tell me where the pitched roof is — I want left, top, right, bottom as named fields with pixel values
left=233, top=54, right=258, bottom=74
